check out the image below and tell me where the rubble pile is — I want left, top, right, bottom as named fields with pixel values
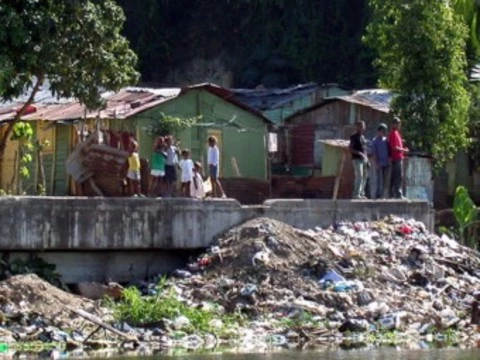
left=0, top=216, right=479, bottom=355
left=0, top=274, right=126, bottom=352
left=171, top=216, right=480, bottom=348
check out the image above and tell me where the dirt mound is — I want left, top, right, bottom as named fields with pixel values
left=0, top=274, right=96, bottom=320
left=210, top=217, right=320, bottom=272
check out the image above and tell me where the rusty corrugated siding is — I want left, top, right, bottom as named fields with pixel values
left=291, top=122, right=314, bottom=165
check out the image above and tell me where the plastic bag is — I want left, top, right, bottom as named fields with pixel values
left=204, top=177, right=212, bottom=194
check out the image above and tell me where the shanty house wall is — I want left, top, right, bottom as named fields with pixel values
left=0, top=126, right=18, bottom=192
left=53, top=124, right=71, bottom=195
left=134, top=89, right=268, bottom=180
left=0, top=121, right=73, bottom=196
left=285, top=101, right=390, bottom=169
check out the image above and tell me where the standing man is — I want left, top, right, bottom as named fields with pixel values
left=389, top=117, right=409, bottom=199
left=349, top=120, right=368, bottom=199
left=371, top=123, right=390, bottom=199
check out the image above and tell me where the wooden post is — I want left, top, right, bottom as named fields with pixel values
left=333, top=150, right=347, bottom=200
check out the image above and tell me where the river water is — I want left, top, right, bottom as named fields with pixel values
left=112, top=349, right=480, bottom=360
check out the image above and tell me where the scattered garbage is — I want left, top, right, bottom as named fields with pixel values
left=165, top=216, right=480, bottom=349
left=1, top=215, right=480, bottom=355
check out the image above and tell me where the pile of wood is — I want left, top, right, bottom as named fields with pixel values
left=66, top=134, right=129, bottom=196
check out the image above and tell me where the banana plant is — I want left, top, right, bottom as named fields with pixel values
left=453, top=185, right=480, bottom=248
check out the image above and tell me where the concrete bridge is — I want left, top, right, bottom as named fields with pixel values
left=0, top=197, right=433, bottom=283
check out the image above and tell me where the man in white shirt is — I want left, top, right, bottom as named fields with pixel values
left=207, top=136, right=226, bottom=198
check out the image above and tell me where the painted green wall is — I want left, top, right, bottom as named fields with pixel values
left=135, top=89, right=268, bottom=180
left=322, top=145, right=342, bottom=176
left=263, top=95, right=313, bottom=125
left=53, top=124, right=70, bottom=195
left=23, top=122, right=69, bottom=196
left=261, top=86, right=349, bottom=125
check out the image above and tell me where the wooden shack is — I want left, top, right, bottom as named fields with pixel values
left=277, top=90, right=392, bottom=174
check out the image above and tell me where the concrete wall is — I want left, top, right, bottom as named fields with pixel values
left=0, top=197, right=433, bottom=251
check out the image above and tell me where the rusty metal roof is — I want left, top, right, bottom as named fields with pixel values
left=0, top=87, right=180, bottom=123
left=333, top=89, right=392, bottom=113
left=0, top=83, right=271, bottom=124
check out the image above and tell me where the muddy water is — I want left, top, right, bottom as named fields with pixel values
left=114, top=349, right=480, bottom=360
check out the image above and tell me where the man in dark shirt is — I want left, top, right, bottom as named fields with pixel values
left=371, top=123, right=390, bottom=199
left=349, top=120, right=368, bottom=199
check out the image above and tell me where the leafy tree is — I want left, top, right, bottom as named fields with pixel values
left=10, top=121, right=34, bottom=194
left=142, top=113, right=200, bottom=137
left=453, top=0, right=480, bottom=67
left=365, top=0, right=470, bottom=163
left=0, top=0, right=139, bottom=160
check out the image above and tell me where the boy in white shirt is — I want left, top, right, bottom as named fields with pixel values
left=190, top=162, right=205, bottom=199
left=207, top=136, right=226, bottom=198
left=179, top=149, right=193, bottom=197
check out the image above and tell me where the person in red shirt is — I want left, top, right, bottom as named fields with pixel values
left=388, top=117, right=409, bottom=199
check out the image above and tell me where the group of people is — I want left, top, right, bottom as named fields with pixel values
left=349, top=117, right=409, bottom=200
left=126, top=135, right=226, bottom=199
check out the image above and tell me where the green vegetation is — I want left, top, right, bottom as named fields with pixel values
left=106, top=279, right=243, bottom=335
left=365, top=0, right=470, bottom=163
left=143, top=113, right=200, bottom=137
left=0, top=0, right=139, bottom=161
left=10, top=122, right=34, bottom=194
left=453, top=186, right=479, bottom=248
left=0, top=256, right=65, bottom=289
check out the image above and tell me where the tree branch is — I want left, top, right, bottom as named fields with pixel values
left=0, top=76, right=44, bottom=161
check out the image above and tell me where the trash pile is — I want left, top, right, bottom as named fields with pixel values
left=0, top=216, right=480, bottom=355
left=168, top=216, right=480, bottom=349
left=0, top=274, right=132, bottom=354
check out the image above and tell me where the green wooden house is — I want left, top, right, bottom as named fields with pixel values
left=132, top=84, right=271, bottom=180
left=0, top=83, right=271, bottom=195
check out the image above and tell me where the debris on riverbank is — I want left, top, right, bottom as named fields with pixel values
left=164, top=216, right=480, bottom=350
left=0, top=274, right=131, bottom=353
left=0, top=216, right=479, bottom=355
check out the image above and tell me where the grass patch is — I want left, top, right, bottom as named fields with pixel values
left=106, top=278, right=243, bottom=335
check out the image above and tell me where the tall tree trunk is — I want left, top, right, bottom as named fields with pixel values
left=36, top=140, right=46, bottom=195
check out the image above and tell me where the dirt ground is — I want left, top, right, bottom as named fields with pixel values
left=0, top=274, right=98, bottom=321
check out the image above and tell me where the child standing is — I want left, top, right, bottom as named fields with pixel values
left=179, top=149, right=194, bottom=197
left=127, top=139, right=141, bottom=196
left=190, top=161, right=205, bottom=199
left=149, top=136, right=167, bottom=196
left=207, top=136, right=226, bottom=198
left=164, top=135, right=178, bottom=197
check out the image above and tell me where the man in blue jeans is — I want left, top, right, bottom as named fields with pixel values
left=349, top=120, right=368, bottom=199
left=371, top=123, right=390, bottom=199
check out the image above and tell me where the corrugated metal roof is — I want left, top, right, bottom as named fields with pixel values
left=231, top=83, right=320, bottom=111
left=0, top=85, right=179, bottom=123
left=333, top=89, right=392, bottom=113
left=0, top=83, right=271, bottom=124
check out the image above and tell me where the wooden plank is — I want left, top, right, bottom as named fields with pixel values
left=332, top=150, right=347, bottom=200
left=231, top=157, right=241, bottom=177
left=88, top=177, right=104, bottom=196
left=68, top=307, right=138, bottom=342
